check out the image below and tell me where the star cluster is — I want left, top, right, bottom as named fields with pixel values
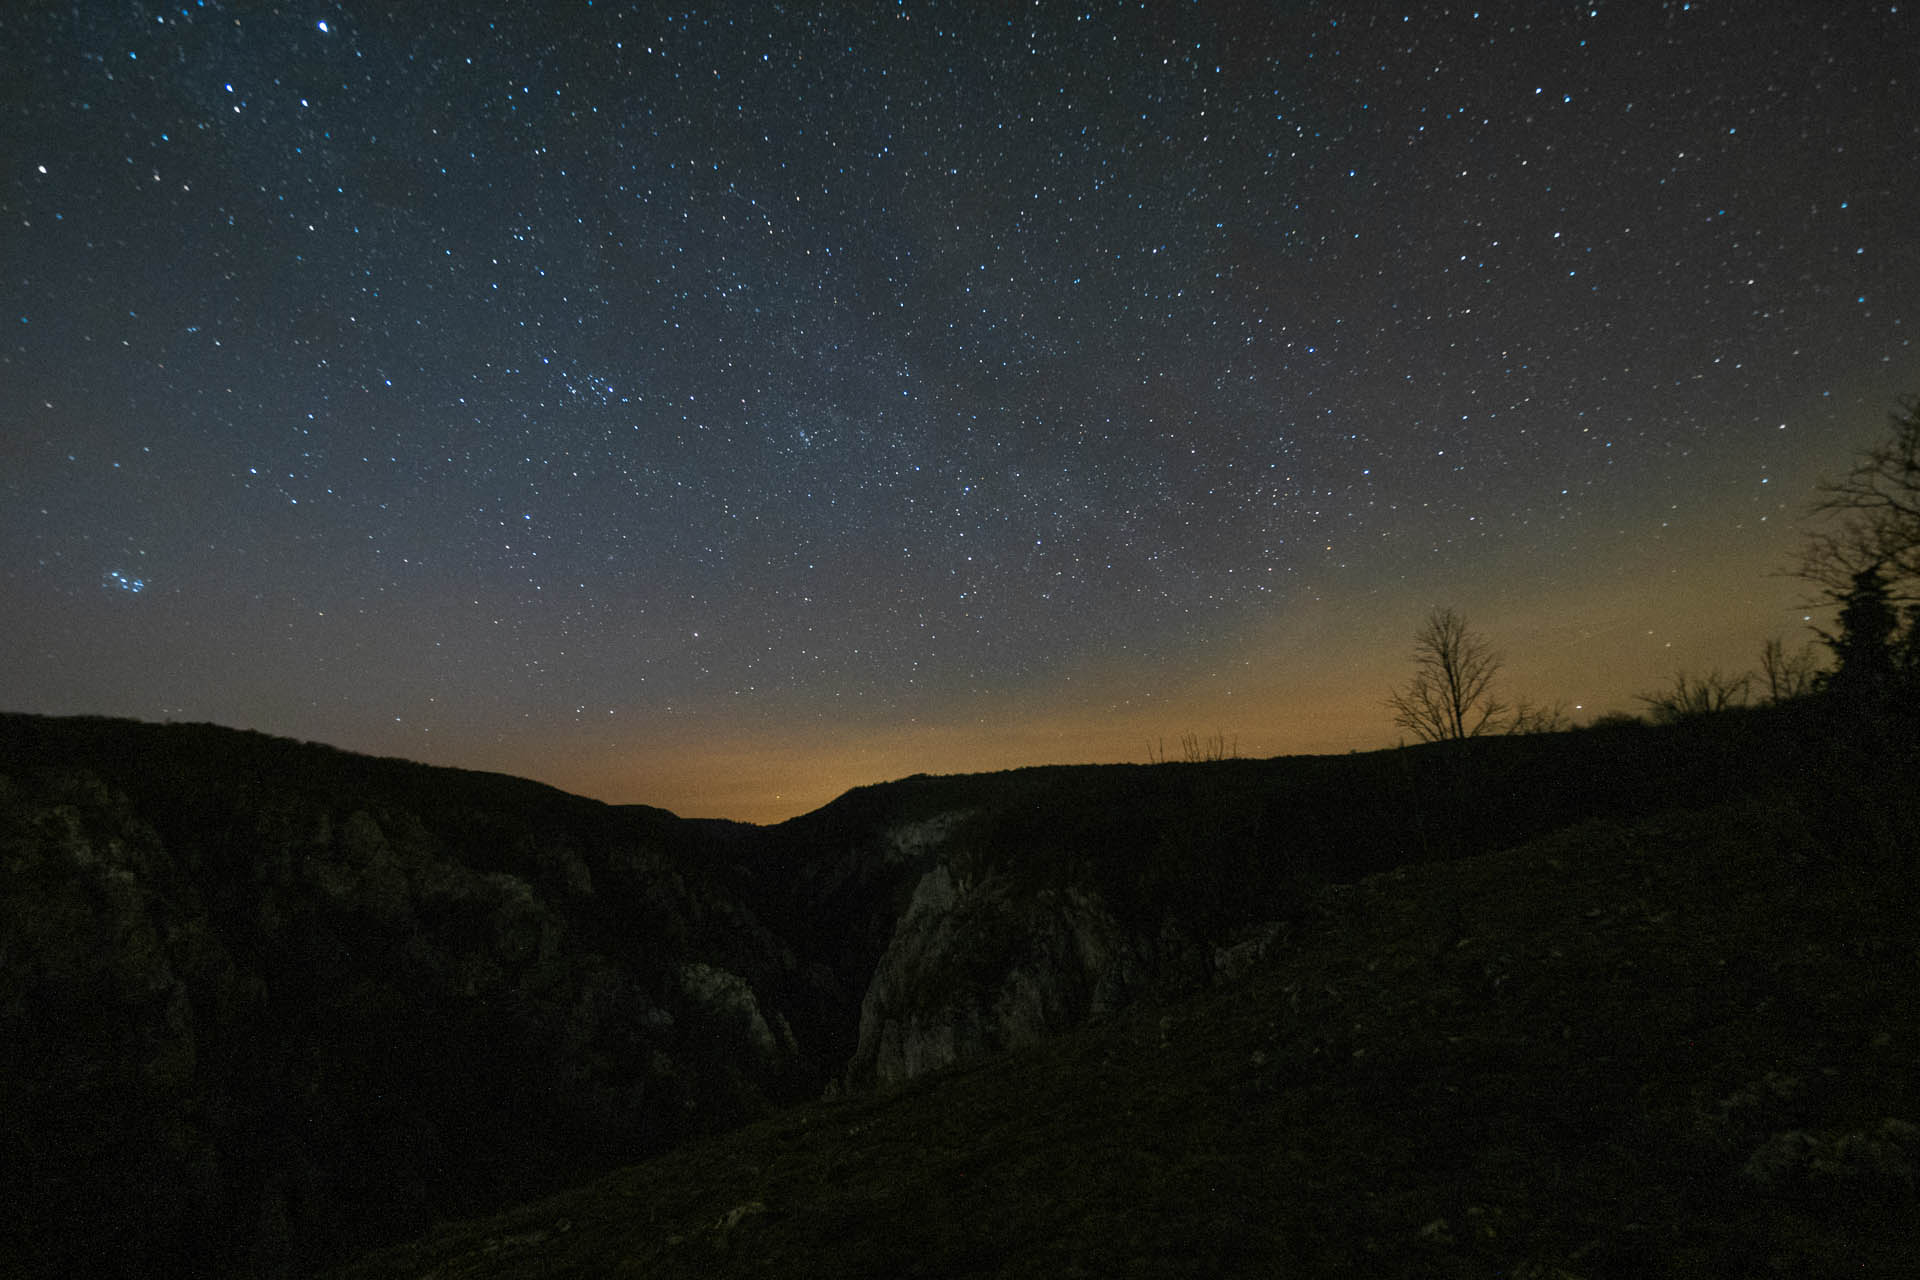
left=4, top=2, right=1915, bottom=819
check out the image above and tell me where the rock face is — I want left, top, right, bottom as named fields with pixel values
left=6, top=708, right=1815, bottom=1276
left=0, top=716, right=822, bottom=1279
left=849, top=865, right=1147, bottom=1087
left=840, top=840, right=1298, bottom=1090
left=0, top=769, right=221, bottom=1270
left=712, top=774, right=1311, bottom=1098
left=679, top=961, right=793, bottom=1064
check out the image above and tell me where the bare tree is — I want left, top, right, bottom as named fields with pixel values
left=1760, top=636, right=1823, bottom=703
left=1145, top=731, right=1238, bottom=764
left=1507, top=697, right=1572, bottom=734
left=1797, top=395, right=1920, bottom=603
left=1635, top=669, right=1753, bottom=723
left=1386, top=607, right=1508, bottom=742
left=1180, top=730, right=1237, bottom=762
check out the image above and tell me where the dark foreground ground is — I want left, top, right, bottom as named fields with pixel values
left=329, top=798, right=1918, bottom=1279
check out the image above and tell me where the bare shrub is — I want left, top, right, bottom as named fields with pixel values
left=1636, top=669, right=1754, bottom=723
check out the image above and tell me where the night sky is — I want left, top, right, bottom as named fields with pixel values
left=5, top=2, right=1915, bottom=822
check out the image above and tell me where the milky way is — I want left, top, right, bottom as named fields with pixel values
left=4, top=2, right=1916, bottom=819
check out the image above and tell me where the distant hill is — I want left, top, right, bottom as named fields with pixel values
left=2, top=703, right=1912, bottom=1275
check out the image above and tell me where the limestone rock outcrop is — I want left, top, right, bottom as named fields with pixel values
left=847, top=864, right=1151, bottom=1087
left=0, top=715, right=819, bottom=1279
left=2, top=719, right=1360, bottom=1275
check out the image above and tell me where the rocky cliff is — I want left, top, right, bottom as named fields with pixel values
left=842, top=833, right=1295, bottom=1090
left=0, top=716, right=836, bottom=1277
left=1, top=706, right=1836, bottom=1276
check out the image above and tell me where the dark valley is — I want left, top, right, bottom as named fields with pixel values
left=2, top=704, right=1915, bottom=1277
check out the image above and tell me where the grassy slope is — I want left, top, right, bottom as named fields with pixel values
left=327, top=798, right=1919, bottom=1278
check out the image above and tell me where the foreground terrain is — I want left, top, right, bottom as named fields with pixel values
left=3, top=705, right=1914, bottom=1275
left=331, top=797, right=1917, bottom=1278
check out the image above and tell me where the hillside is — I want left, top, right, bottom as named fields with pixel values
left=327, top=798, right=1918, bottom=1278
left=0, top=714, right=831, bottom=1276
left=3, top=703, right=1914, bottom=1275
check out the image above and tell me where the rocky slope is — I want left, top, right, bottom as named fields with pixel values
left=2, top=702, right=1890, bottom=1275
left=327, top=798, right=1919, bottom=1278
left=0, top=715, right=837, bottom=1276
left=724, top=711, right=1836, bottom=1097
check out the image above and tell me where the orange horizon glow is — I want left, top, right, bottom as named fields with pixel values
left=492, top=504, right=1821, bottom=824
